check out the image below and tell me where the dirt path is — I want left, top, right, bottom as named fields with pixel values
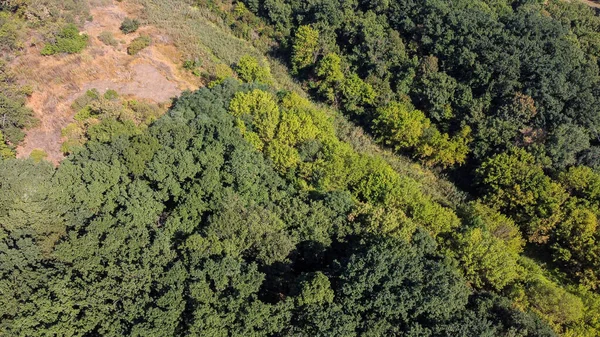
left=580, top=0, right=600, bottom=8
left=14, top=0, right=198, bottom=164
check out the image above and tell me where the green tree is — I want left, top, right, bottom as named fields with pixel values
left=372, top=100, right=430, bottom=149
left=291, top=25, right=319, bottom=73
left=314, top=53, right=344, bottom=104
left=236, top=55, right=273, bottom=84
left=477, top=149, right=569, bottom=242
left=0, top=131, right=14, bottom=158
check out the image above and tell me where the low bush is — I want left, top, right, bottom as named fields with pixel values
left=120, top=18, right=140, bottom=34
left=41, top=24, right=88, bottom=55
left=127, top=35, right=151, bottom=55
left=98, top=31, right=117, bottom=46
left=29, top=149, right=48, bottom=162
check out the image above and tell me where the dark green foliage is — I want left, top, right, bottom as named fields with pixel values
left=235, top=3, right=600, bottom=331
left=289, top=231, right=556, bottom=336
left=0, top=61, right=36, bottom=146
left=0, top=84, right=555, bottom=336
left=41, top=23, right=88, bottom=55
left=120, top=17, right=140, bottom=34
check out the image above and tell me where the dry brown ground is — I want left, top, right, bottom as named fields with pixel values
left=13, top=0, right=199, bottom=164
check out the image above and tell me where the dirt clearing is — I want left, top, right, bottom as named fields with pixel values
left=13, top=0, right=199, bottom=164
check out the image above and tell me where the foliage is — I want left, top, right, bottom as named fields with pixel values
left=98, top=31, right=117, bottom=46
left=291, top=25, right=319, bottom=73
left=41, top=23, right=88, bottom=55
left=0, top=62, right=36, bottom=146
left=235, top=54, right=272, bottom=84
left=29, top=149, right=48, bottom=162
left=0, top=83, right=558, bottom=336
left=373, top=100, right=430, bottom=149
left=448, top=202, right=524, bottom=290
left=120, top=17, right=140, bottom=34
left=127, top=35, right=151, bottom=55
left=0, top=131, right=14, bottom=159
left=477, top=149, right=568, bottom=243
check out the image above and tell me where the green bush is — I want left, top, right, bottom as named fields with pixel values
left=98, top=31, right=117, bottom=47
left=127, top=35, right=151, bottom=55
left=104, top=89, right=119, bottom=100
left=41, top=24, right=88, bottom=56
left=29, top=149, right=48, bottom=163
left=120, top=18, right=140, bottom=34
left=235, top=54, right=272, bottom=84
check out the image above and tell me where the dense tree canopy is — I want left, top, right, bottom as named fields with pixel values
left=0, top=82, right=557, bottom=336
left=4, top=0, right=600, bottom=335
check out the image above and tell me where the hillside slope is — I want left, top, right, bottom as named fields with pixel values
left=13, top=0, right=197, bottom=162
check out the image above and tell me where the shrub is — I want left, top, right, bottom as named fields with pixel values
left=235, top=55, right=272, bottom=84
left=104, top=89, right=119, bottom=100
left=98, top=31, right=117, bottom=47
left=72, top=89, right=100, bottom=111
left=29, top=149, right=48, bottom=162
left=127, top=35, right=151, bottom=55
left=41, top=24, right=88, bottom=56
left=120, top=18, right=140, bottom=34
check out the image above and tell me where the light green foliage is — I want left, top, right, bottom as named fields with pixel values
left=227, top=87, right=460, bottom=238
left=449, top=202, right=525, bottom=290
left=0, top=12, right=23, bottom=53
left=559, top=166, right=600, bottom=205
left=209, top=63, right=236, bottom=87
left=551, top=204, right=600, bottom=290
left=416, top=125, right=471, bottom=168
left=477, top=149, right=568, bottom=242
left=373, top=101, right=430, bottom=149
left=235, top=54, right=272, bottom=84
left=527, top=275, right=585, bottom=329
left=29, top=149, right=48, bottom=162
left=41, top=23, right=88, bottom=55
left=266, top=139, right=300, bottom=172
left=229, top=89, right=280, bottom=142
left=340, top=72, right=376, bottom=115
left=291, top=25, right=319, bottom=73
left=315, top=53, right=344, bottom=103
left=103, top=89, right=119, bottom=100
left=294, top=272, right=334, bottom=306
left=127, top=35, right=151, bottom=55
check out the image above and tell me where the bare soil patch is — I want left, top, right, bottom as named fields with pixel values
left=13, top=0, right=199, bottom=163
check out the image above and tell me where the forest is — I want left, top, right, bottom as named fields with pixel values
left=2, top=0, right=600, bottom=336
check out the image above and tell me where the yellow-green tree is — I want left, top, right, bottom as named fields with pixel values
left=291, top=25, right=319, bottom=73
left=373, top=101, right=431, bottom=150
left=235, top=55, right=273, bottom=84
left=477, top=148, right=568, bottom=243
left=229, top=89, right=280, bottom=142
